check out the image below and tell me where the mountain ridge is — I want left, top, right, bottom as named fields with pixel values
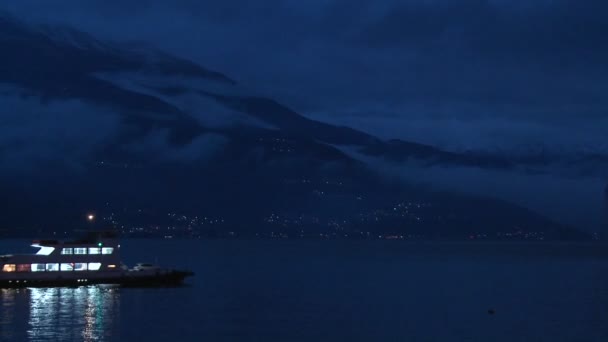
left=0, top=13, right=592, bottom=240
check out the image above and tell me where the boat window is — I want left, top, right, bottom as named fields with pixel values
left=31, top=263, right=45, bottom=272
left=74, top=248, right=87, bottom=255
left=74, top=263, right=87, bottom=271
left=61, top=248, right=73, bottom=255
left=60, top=263, right=74, bottom=271
left=46, top=263, right=59, bottom=272
left=17, top=264, right=31, bottom=272
left=88, top=263, right=102, bottom=271
left=89, top=248, right=101, bottom=255
left=102, top=247, right=114, bottom=255
left=2, top=264, right=16, bottom=272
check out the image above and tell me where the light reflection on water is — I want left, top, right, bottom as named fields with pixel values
left=1, top=286, right=120, bottom=342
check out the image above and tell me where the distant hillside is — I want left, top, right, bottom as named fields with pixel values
left=0, top=13, right=590, bottom=240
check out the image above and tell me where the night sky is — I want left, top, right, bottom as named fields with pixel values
left=1, top=1, right=607, bottom=231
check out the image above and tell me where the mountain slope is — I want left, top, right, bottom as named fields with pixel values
left=0, top=13, right=589, bottom=240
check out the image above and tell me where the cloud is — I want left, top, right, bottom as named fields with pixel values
left=124, top=130, right=227, bottom=163
left=310, top=111, right=608, bottom=153
left=394, top=162, right=607, bottom=232
left=91, top=70, right=276, bottom=129
left=0, top=83, right=228, bottom=173
left=0, top=86, right=122, bottom=174
left=337, top=145, right=607, bottom=231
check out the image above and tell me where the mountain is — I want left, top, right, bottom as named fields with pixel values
left=456, top=143, right=608, bottom=179
left=0, top=13, right=589, bottom=240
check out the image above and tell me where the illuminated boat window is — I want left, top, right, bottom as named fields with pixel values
left=17, top=264, right=31, bottom=272
left=31, top=263, right=45, bottom=272
left=88, top=263, right=102, bottom=271
left=102, top=247, right=114, bottom=255
left=107, top=264, right=116, bottom=269
left=2, top=264, right=16, bottom=272
left=61, top=248, right=73, bottom=255
left=60, top=263, right=74, bottom=271
left=89, top=248, right=101, bottom=255
left=74, top=248, right=87, bottom=255
left=74, top=263, right=87, bottom=271
left=46, top=263, right=59, bottom=272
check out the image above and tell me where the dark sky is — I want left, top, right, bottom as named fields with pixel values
left=3, top=0, right=607, bottom=150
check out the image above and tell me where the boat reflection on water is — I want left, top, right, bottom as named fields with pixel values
left=1, top=286, right=120, bottom=341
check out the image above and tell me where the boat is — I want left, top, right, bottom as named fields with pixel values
left=0, top=231, right=194, bottom=288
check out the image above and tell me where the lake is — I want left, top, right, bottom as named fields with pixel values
left=1, top=240, right=608, bottom=341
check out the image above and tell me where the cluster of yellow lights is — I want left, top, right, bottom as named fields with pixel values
left=2, top=264, right=16, bottom=272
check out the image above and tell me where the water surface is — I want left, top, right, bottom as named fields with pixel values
left=1, top=240, right=607, bottom=341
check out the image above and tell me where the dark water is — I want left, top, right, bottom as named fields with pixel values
left=1, top=240, right=608, bottom=341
